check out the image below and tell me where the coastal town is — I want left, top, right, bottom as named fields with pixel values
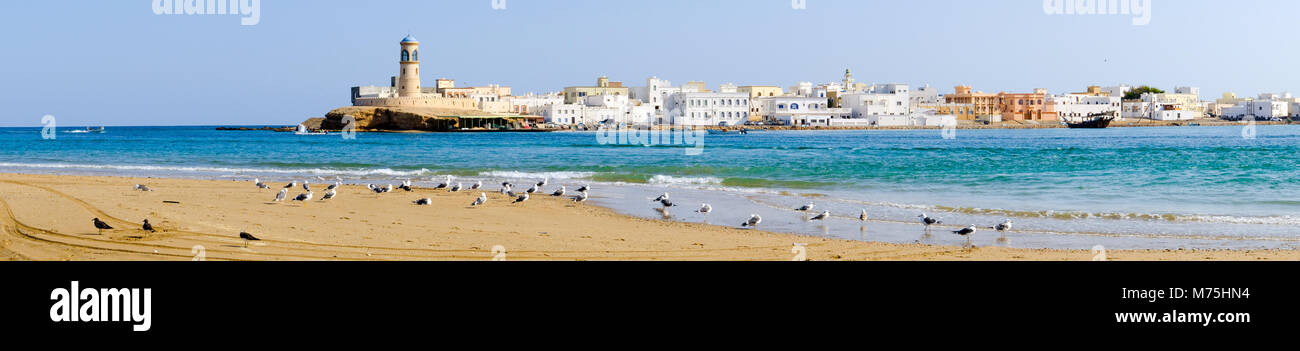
left=320, top=35, right=1300, bottom=132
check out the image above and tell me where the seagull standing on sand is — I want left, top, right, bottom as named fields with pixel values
left=526, top=184, right=539, bottom=194
left=321, top=189, right=336, bottom=200
left=571, top=191, right=588, bottom=203
left=470, top=181, right=482, bottom=190
left=399, top=179, right=413, bottom=192
left=302, top=181, right=311, bottom=192
left=513, top=192, right=530, bottom=204
left=414, top=198, right=432, bottom=206
left=471, top=193, right=487, bottom=207
left=435, top=176, right=452, bottom=190
left=254, top=178, right=269, bottom=189
left=577, top=184, right=590, bottom=193
left=741, top=214, right=762, bottom=228
left=92, top=218, right=113, bottom=235
left=795, top=203, right=816, bottom=212
left=450, top=183, right=463, bottom=193
left=696, top=204, right=713, bottom=214
left=551, top=186, right=566, bottom=197
left=536, top=178, right=548, bottom=192
left=283, top=181, right=296, bottom=189
left=326, top=182, right=340, bottom=191
left=134, top=184, right=154, bottom=192
left=811, top=210, right=830, bottom=221
left=501, top=183, right=513, bottom=195
left=239, top=231, right=260, bottom=248
left=293, top=192, right=314, bottom=202
left=274, top=188, right=288, bottom=202
left=142, top=219, right=155, bottom=233
left=383, top=184, right=394, bottom=193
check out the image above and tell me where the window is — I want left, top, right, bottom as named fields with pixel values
left=413, top=50, right=419, bottom=61
left=791, top=103, right=800, bottom=110
left=402, top=50, right=410, bottom=62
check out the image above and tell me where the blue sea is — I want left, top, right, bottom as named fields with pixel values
left=3, top=125, right=1298, bottom=250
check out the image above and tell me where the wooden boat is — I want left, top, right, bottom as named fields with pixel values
left=1064, top=113, right=1115, bottom=129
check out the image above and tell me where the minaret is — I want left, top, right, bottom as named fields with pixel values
left=843, top=69, right=855, bottom=92
left=398, top=35, right=421, bottom=98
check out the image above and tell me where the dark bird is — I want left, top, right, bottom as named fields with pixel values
left=576, top=184, right=590, bottom=193
left=142, top=219, right=155, bottom=233
left=795, top=203, right=815, bottom=212
left=696, top=203, right=712, bottom=214
left=741, top=214, right=762, bottom=228
left=321, top=189, right=336, bottom=200
left=525, top=184, right=539, bottom=194
left=954, top=225, right=978, bottom=247
left=551, top=186, right=566, bottom=197
left=450, top=182, right=463, bottom=193
left=513, top=193, right=530, bottom=204
left=302, top=181, right=311, bottom=192
left=659, top=198, right=678, bottom=208
left=470, top=181, right=483, bottom=190
left=292, top=192, right=314, bottom=202
left=325, top=182, right=340, bottom=191
left=283, top=181, right=296, bottom=189
left=919, top=213, right=941, bottom=228
left=92, top=218, right=113, bottom=235
left=239, top=231, right=260, bottom=247
left=414, top=198, right=432, bottom=206
left=254, top=178, right=269, bottom=189
left=471, top=193, right=487, bottom=207
left=995, top=220, right=1013, bottom=232
left=399, top=179, right=413, bottom=192
left=652, top=193, right=669, bottom=202
left=571, top=191, right=589, bottom=203
left=434, top=175, right=452, bottom=190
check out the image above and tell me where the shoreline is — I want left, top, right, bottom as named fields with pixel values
left=0, top=173, right=1293, bottom=261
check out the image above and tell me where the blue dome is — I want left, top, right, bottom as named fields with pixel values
left=400, top=35, right=419, bottom=43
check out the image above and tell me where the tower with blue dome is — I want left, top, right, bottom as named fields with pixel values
left=398, top=35, right=421, bottom=97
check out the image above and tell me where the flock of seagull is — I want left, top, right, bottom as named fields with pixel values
left=112, top=177, right=1018, bottom=250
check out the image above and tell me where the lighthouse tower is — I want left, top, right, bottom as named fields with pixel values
left=398, top=35, right=422, bottom=97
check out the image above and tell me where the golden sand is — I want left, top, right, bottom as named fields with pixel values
left=0, top=173, right=1293, bottom=261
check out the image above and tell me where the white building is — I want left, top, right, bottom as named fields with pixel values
left=789, top=82, right=814, bottom=97
left=664, top=92, right=751, bottom=126
left=1050, top=94, right=1122, bottom=121
left=910, top=84, right=943, bottom=107
left=629, top=76, right=681, bottom=113
left=1103, top=85, right=1132, bottom=98
left=756, top=96, right=851, bottom=126
left=1218, top=93, right=1296, bottom=120
left=508, top=93, right=564, bottom=115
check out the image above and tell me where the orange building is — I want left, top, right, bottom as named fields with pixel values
left=944, top=86, right=1000, bottom=120
left=944, top=86, right=1058, bottom=121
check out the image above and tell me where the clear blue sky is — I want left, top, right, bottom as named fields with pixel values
left=1, top=0, right=1296, bottom=127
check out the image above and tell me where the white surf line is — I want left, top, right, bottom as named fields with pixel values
left=743, top=196, right=1300, bottom=243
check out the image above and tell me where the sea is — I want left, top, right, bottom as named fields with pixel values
left=3, top=125, right=1298, bottom=251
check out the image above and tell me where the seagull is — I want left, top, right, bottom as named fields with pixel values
left=254, top=178, right=269, bottom=189
left=500, top=183, right=513, bottom=195
left=399, top=179, right=413, bottom=192
left=859, top=209, right=869, bottom=222
left=513, top=192, right=530, bottom=204
left=536, top=178, right=548, bottom=189
left=526, top=184, right=539, bottom=194
left=652, top=193, right=669, bottom=202
left=995, top=219, right=1014, bottom=232
left=501, top=181, right=513, bottom=189
left=551, top=186, right=566, bottom=197
left=134, top=184, right=153, bottom=192
left=470, top=181, right=483, bottom=190
left=741, top=214, right=762, bottom=228
left=274, top=188, right=288, bottom=202
left=696, top=204, right=713, bottom=214
left=302, top=181, right=311, bottom=192
left=435, top=176, right=452, bottom=190
left=810, top=210, right=830, bottom=221
left=92, top=218, right=113, bottom=235
left=382, top=184, right=394, bottom=193
left=283, top=181, right=296, bottom=189
left=239, top=231, right=260, bottom=248
left=142, top=219, right=155, bottom=233
left=414, top=198, right=432, bottom=206
left=659, top=198, right=678, bottom=208
left=326, top=182, right=340, bottom=191
left=795, top=203, right=816, bottom=212
left=571, top=191, right=589, bottom=203
left=919, top=213, right=941, bottom=228
left=954, top=225, right=978, bottom=246
left=471, top=193, right=487, bottom=207
left=321, top=189, right=336, bottom=200
left=450, top=182, right=463, bottom=193
left=292, top=192, right=314, bottom=202
left=577, top=184, right=590, bottom=193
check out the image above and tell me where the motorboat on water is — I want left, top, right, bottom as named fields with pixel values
left=294, top=124, right=328, bottom=135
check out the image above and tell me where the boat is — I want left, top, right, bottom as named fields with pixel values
left=293, top=124, right=328, bottom=135
left=707, top=128, right=751, bottom=135
left=1064, top=113, right=1115, bottom=129
left=66, top=126, right=105, bottom=134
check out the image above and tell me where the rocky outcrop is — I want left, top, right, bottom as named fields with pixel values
left=320, top=106, right=492, bottom=132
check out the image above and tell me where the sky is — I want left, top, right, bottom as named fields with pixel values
left=1, top=0, right=1297, bottom=127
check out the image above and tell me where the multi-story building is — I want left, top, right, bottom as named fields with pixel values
left=508, top=93, right=564, bottom=115
left=998, top=89, right=1056, bottom=121
left=944, top=86, right=1001, bottom=120
left=665, top=92, right=751, bottom=126
left=841, top=84, right=911, bottom=118
left=563, top=76, right=630, bottom=104
left=757, top=96, right=852, bottom=127
left=1050, top=92, right=1121, bottom=121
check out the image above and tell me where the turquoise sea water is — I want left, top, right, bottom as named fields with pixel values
left=2, top=125, right=1298, bottom=250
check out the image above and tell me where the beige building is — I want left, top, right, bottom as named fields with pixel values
left=397, top=36, right=422, bottom=97
left=563, top=76, right=630, bottom=104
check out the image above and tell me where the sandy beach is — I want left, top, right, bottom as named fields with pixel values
left=0, top=173, right=1293, bottom=261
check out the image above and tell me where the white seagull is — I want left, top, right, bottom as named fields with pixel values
left=526, top=184, right=539, bottom=194
left=254, top=178, right=269, bottom=189
left=571, top=191, right=589, bottom=203
left=551, top=186, right=566, bottom=197
left=450, top=182, right=463, bottom=193
left=795, top=203, right=815, bottom=212
left=321, top=189, right=336, bottom=200
left=471, top=193, right=487, bottom=207
left=434, top=176, right=452, bottom=190
left=742, top=214, right=762, bottom=228
left=810, top=210, right=830, bottom=221
left=696, top=204, right=713, bottom=214
left=652, top=193, right=670, bottom=202
left=470, top=181, right=483, bottom=190
left=859, top=209, right=869, bottom=222
left=500, top=183, right=513, bottom=195
left=513, top=193, right=530, bottom=204
left=995, top=219, right=1014, bottom=232
left=274, top=188, right=288, bottom=202
left=919, top=213, right=941, bottom=227
left=292, top=191, right=314, bottom=202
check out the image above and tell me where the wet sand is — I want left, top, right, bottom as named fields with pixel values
left=0, top=173, right=1293, bottom=261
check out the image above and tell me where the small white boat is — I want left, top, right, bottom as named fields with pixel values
left=293, top=124, right=328, bottom=136
left=66, top=127, right=105, bottom=134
